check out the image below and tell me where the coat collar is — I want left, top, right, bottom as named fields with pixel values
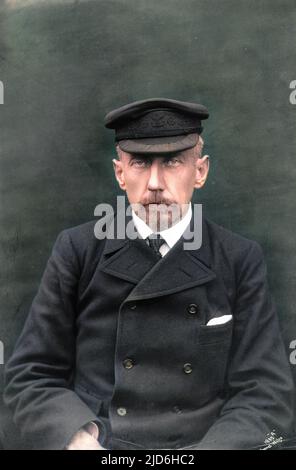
left=98, top=210, right=216, bottom=300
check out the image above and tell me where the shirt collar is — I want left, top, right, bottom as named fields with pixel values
left=132, top=203, right=192, bottom=249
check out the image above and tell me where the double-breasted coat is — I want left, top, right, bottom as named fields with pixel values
left=3, top=213, right=294, bottom=449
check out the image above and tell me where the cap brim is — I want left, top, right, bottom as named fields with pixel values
left=118, top=133, right=199, bottom=154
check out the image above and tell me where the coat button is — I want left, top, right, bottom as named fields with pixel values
left=123, top=358, right=134, bottom=369
left=187, top=303, right=198, bottom=315
left=183, top=363, right=193, bottom=374
left=117, top=407, right=127, bottom=416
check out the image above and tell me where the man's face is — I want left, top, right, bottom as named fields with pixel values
left=113, top=138, right=209, bottom=230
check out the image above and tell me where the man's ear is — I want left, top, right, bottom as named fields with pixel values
left=112, top=158, right=126, bottom=190
left=194, top=155, right=210, bottom=189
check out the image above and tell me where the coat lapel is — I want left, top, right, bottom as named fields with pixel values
left=98, top=211, right=216, bottom=299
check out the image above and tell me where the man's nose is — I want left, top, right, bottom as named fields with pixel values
left=147, top=160, right=164, bottom=191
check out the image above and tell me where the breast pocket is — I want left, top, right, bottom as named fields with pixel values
left=198, top=317, right=233, bottom=345
left=75, top=383, right=103, bottom=415
left=194, top=318, right=233, bottom=397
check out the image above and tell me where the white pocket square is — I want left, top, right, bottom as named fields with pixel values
left=206, top=314, right=233, bottom=326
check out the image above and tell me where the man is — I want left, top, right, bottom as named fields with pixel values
left=3, top=98, right=294, bottom=450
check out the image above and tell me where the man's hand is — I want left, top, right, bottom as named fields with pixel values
left=66, top=422, right=106, bottom=450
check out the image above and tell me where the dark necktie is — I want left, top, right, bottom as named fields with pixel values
left=147, top=234, right=165, bottom=257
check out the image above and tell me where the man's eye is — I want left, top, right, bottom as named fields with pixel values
left=164, top=158, right=181, bottom=167
left=131, top=159, right=149, bottom=167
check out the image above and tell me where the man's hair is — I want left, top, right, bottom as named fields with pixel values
left=193, top=135, right=204, bottom=158
left=115, top=144, right=122, bottom=160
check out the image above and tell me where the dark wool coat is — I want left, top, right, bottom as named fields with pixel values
left=4, top=214, right=294, bottom=449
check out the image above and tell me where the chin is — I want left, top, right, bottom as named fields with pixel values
left=145, top=208, right=178, bottom=232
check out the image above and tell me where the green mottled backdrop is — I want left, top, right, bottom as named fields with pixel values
left=1, top=0, right=296, bottom=448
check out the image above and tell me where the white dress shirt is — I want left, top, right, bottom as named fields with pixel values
left=132, top=203, right=192, bottom=257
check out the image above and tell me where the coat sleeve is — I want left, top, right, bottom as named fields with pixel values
left=3, top=230, right=104, bottom=450
left=190, top=241, right=295, bottom=449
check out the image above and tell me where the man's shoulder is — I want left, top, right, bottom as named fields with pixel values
left=53, top=219, right=105, bottom=260
left=62, top=219, right=98, bottom=243
left=204, top=217, right=263, bottom=260
left=205, top=217, right=257, bottom=245
left=50, top=219, right=111, bottom=275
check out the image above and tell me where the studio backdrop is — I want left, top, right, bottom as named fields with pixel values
left=0, top=0, right=296, bottom=448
